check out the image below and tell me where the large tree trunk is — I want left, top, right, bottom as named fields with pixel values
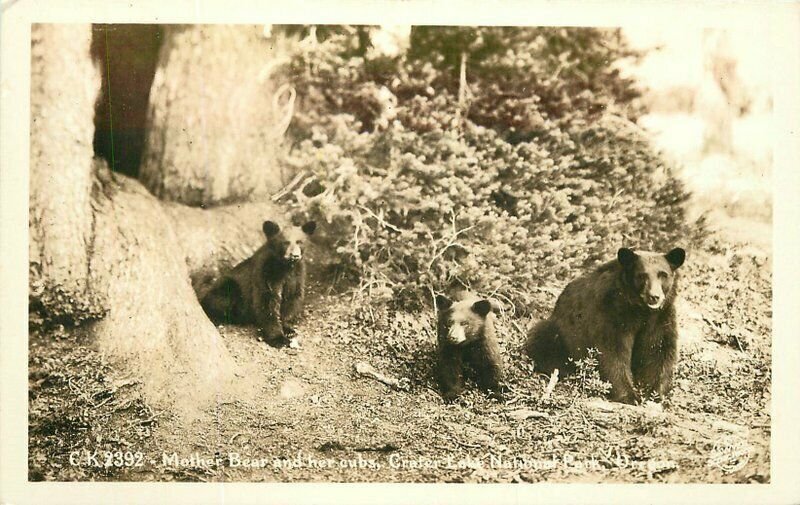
left=88, top=170, right=281, bottom=412
left=139, top=25, right=295, bottom=206
left=29, top=24, right=104, bottom=323
left=29, top=24, right=294, bottom=412
left=699, top=30, right=747, bottom=155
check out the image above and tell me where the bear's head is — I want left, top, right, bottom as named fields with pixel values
left=262, top=220, right=316, bottom=265
left=435, top=292, right=496, bottom=346
left=618, top=247, right=686, bottom=310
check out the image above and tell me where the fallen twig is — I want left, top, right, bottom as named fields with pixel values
left=354, top=361, right=410, bottom=391
left=454, top=439, right=482, bottom=449
left=353, top=443, right=400, bottom=453
left=542, top=368, right=559, bottom=401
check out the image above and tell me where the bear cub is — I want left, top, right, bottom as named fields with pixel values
left=201, top=220, right=316, bottom=347
left=435, top=292, right=505, bottom=402
left=525, top=247, right=686, bottom=404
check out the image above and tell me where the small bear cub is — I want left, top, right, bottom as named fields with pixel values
left=525, top=247, right=686, bottom=404
left=435, top=292, right=505, bottom=402
left=201, top=220, right=316, bottom=347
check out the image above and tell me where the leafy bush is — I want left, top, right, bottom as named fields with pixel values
left=279, top=26, right=699, bottom=311
left=570, top=348, right=613, bottom=398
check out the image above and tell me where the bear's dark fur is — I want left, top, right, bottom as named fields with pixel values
left=435, top=292, right=505, bottom=402
left=201, top=220, right=316, bottom=347
left=525, top=247, right=686, bottom=404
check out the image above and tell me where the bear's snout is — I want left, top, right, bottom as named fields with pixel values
left=285, top=244, right=303, bottom=262
left=447, top=324, right=467, bottom=345
left=644, top=293, right=664, bottom=309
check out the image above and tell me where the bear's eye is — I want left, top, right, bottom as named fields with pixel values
left=657, top=271, right=668, bottom=280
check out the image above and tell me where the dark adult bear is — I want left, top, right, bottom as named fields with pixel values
left=201, top=220, right=316, bottom=347
left=525, top=247, right=686, bottom=404
left=435, top=292, right=505, bottom=402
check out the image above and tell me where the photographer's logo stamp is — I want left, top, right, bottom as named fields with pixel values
left=708, top=435, right=751, bottom=473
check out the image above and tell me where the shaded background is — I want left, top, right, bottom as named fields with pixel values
left=623, top=26, right=771, bottom=246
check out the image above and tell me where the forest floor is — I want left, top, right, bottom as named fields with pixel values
left=28, top=214, right=772, bottom=483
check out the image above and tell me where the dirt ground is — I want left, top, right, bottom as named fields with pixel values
left=28, top=214, right=771, bottom=483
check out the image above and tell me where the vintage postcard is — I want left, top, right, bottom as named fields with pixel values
left=1, top=1, right=798, bottom=504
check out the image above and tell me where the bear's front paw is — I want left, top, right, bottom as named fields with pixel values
left=263, top=329, right=287, bottom=346
left=441, top=389, right=461, bottom=403
left=613, top=390, right=641, bottom=405
left=282, top=325, right=297, bottom=337
left=487, top=385, right=508, bottom=402
left=259, top=326, right=286, bottom=347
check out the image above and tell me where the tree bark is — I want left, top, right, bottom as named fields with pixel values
left=29, top=24, right=104, bottom=322
left=29, top=24, right=294, bottom=411
left=162, top=196, right=288, bottom=292
left=87, top=169, right=280, bottom=410
left=139, top=25, right=295, bottom=206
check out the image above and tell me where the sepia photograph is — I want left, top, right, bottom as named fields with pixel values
left=2, top=1, right=800, bottom=503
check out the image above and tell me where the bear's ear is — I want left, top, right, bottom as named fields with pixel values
left=617, top=247, right=637, bottom=268
left=471, top=300, right=492, bottom=317
left=665, top=247, right=686, bottom=269
left=301, top=221, right=317, bottom=236
left=488, top=298, right=505, bottom=313
left=262, top=220, right=281, bottom=238
left=435, top=294, right=452, bottom=311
